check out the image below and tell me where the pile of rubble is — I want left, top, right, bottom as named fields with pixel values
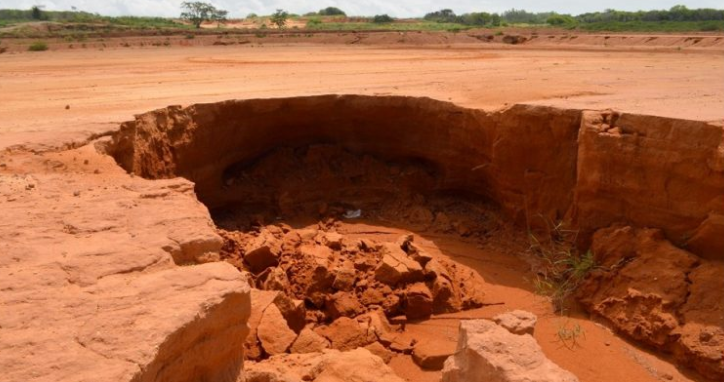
left=218, top=223, right=486, bottom=367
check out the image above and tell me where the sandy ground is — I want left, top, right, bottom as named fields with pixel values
left=328, top=222, right=696, bottom=382
left=1, top=43, right=723, bottom=150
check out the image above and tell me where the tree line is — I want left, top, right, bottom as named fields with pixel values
left=423, top=5, right=724, bottom=27
left=2, top=3, right=722, bottom=29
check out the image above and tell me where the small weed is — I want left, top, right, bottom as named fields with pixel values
left=528, top=220, right=597, bottom=313
left=28, top=41, right=48, bottom=51
left=555, top=318, right=586, bottom=350
left=185, top=34, right=195, bottom=39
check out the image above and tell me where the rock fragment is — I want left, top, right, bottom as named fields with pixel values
left=493, top=310, right=538, bottom=335
left=290, top=327, right=330, bottom=354
left=405, top=282, right=433, bottom=320
left=244, top=229, right=282, bottom=273
left=257, top=304, right=298, bottom=356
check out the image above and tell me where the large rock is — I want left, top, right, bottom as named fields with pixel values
left=442, top=320, right=578, bottom=382
left=0, top=145, right=252, bottom=382
left=244, top=348, right=405, bottom=382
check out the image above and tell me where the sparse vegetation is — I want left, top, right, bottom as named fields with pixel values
left=306, top=17, right=322, bottom=27
left=270, top=9, right=289, bottom=29
left=554, top=318, right=586, bottom=350
left=528, top=221, right=597, bottom=313
left=28, top=41, right=48, bottom=51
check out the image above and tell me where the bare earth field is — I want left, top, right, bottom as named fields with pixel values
left=1, top=40, right=723, bottom=149
left=1, top=34, right=723, bottom=382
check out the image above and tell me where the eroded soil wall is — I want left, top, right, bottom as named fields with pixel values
left=108, top=95, right=724, bottom=261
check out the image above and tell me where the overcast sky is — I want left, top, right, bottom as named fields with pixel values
left=2, top=0, right=723, bottom=18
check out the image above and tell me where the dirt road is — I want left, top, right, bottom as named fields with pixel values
left=1, top=43, right=722, bottom=149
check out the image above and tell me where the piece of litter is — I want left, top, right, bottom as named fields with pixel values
left=343, top=209, right=362, bottom=219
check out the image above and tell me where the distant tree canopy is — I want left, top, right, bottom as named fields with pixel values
left=502, top=9, right=553, bottom=24
left=423, top=9, right=458, bottom=23
left=372, top=14, right=394, bottom=23
left=318, top=7, right=346, bottom=16
left=577, top=5, right=724, bottom=23
left=421, top=5, right=724, bottom=27
left=180, top=1, right=227, bottom=28
left=424, top=9, right=500, bottom=26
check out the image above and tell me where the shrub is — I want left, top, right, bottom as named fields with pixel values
left=700, top=23, right=721, bottom=31
left=28, top=41, right=48, bottom=51
left=372, top=14, right=394, bottom=24
left=547, top=14, right=577, bottom=26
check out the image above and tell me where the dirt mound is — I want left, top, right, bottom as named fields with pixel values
left=220, top=222, right=485, bottom=361
left=577, top=226, right=724, bottom=380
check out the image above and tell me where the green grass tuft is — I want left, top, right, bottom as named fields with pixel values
left=28, top=41, right=48, bottom=51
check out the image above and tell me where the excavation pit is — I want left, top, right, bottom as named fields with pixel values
left=106, top=94, right=724, bottom=380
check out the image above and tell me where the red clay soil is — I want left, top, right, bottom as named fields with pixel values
left=105, top=94, right=724, bottom=381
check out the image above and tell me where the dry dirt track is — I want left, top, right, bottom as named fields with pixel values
left=1, top=43, right=723, bottom=150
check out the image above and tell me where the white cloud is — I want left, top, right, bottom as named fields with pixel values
left=2, top=0, right=722, bottom=18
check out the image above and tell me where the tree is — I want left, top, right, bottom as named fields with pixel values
left=180, top=1, right=228, bottom=29
left=424, top=9, right=457, bottom=23
left=31, top=5, right=43, bottom=20
left=270, top=9, right=289, bottom=29
left=318, top=7, right=345, bottom=16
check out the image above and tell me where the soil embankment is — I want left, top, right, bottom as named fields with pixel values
left=107, top=95, right=724, bottom=379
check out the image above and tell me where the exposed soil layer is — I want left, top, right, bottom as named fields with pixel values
left=108, top=95, right=724, bottom=261
left=106, top=94, right=724, bottom=380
